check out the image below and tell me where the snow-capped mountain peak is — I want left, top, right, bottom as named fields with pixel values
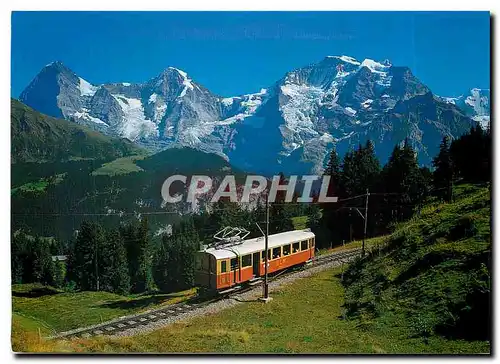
left=327, top=55, right=361, bottom=65
left=360, top=58, right=391, bottom=74
left=172, top=68, right=195, bottom=99
left=19, top=57, right=484, bottom=176
left=78, top=77, right=98, bottom=97
left=436, top=88, right=490, bottom=129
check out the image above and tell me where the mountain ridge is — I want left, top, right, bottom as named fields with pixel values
left=18, top=55, right=487, bottom=175
left=11, top=98, right=142, bottom=163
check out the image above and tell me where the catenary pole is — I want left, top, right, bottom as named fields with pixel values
left=362, top=188, right=370, bottom=257
left=95, top=238, right=99, bottom=291
left=264, top=191, right=270, bottom=300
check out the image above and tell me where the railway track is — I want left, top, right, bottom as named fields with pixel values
left=49, top=248, right=360, bottom=340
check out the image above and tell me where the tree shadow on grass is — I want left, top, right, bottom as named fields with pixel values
left=229, top=296, right=262, bottom=303
left=98, top=291, right=196, bottom=310
left=12, top=286, right=61, bottom=298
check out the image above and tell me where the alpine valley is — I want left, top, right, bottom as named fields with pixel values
left=19, top=56, right=490, bottom=176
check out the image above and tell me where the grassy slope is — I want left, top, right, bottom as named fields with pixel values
left=317, top=235, right=386, bottom=256
left=13, top=266, right=487, bottom=353
left=11, top=173, right=66, bottom=195
left=11, top=239, right=364, bottom=338
left=12, top=285, right=196, bottom=335
left=91, top=155, right=147, bottom=176
left=11, top=98, right=141, bottom=163
left=12, top=186, right=490, bottom=353
left=343, top=184, right=491, bottom=346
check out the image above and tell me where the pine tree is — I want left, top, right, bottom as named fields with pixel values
left=152, top=234, right=170, bottom=292
left=322, top=141, right=382, bottom=244
left=248, top=195, right=266, bottom=238
left=100, top=229, right=130, bottom=294
left=325, top=148, right=340, bottom=175
left=139, top=217, right=154, bottom=292
left=209, top=199, right=242, bottom=230
left=324, top=148, right=341, bottom=192
left=164, top=233, right=182, bottom=291
left=11, top=231, right=55, bottom=285
left=450, top=125, right=491, bottom=183
left=269, top=173, right=294, bottom=234
left=317, top=148, right=343, bottom=247
left=340, top=149, right=358, bottom=196
left=157, top=220, right=200, bottom=292
left=11, top=231, right=28, bottom=284
left=342, top=141, right=381, bottom=196
left=306, top=203, right=321, bottom=236
left=53, top=260, right=66, bottom=289
left=69, top=221, right=105, bottom=291
left=123, top=217, right=154, bottom=293
left=178, top=231, right=198, bottom=289
left=359, top=140, right=381, bottom=192
left=433, top=136, right=453, bottom=201
left=383, top=139, right=428, bottom=222
left=29, top=237, right=54, bottom=286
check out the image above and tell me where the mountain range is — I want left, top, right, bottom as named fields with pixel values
left=11, top=98, right=141, bottom=163
left=11, top=98, right=245, bottom=240
left=18, top=56, right=489, bottom=175
left=436, top=88, right=490, bottom=129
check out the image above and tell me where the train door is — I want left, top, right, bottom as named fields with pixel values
left=230, top=257, right=239, bottom=284
left=208, top=255, right=212, bottom=289
left=252, top=252, right=260, bottom=277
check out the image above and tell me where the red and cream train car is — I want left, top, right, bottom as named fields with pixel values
left=195, top=229, right=315, bottom=293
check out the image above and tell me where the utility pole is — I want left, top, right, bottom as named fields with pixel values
left=263, top=191, right=271, bottom=302
left=349, top=209, right=353, bottom=242
left=362, top=188, right=370, bottom=257
left=95, top=238, right=99, bottom=291
left=257, top=191, right=272, bottom=303
left=449, top=178, right=454, bottom=203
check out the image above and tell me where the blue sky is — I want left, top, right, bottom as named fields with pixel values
left=11, top=11, right=490, bottom=98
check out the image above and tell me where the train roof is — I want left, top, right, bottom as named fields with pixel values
left=201, top=229, right=315, bottom=260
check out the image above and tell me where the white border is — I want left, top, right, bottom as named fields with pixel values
left=2, top=0, right=496, bottom=10
left=1, top=2, right=497, bottom=363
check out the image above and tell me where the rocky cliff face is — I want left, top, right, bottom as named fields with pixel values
left=19, top=56, right=484, bottom=175
left=437, top=88, right=490, bottom=130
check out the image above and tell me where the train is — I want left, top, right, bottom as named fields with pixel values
left=194, top=229, right=316, bottom=294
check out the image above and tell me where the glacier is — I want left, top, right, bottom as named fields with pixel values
left=18, top=55, right=488, bottom=175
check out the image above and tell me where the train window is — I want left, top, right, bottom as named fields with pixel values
left=283, top=244, right=291, bottom=256
left=220, top=260, right=227, bottom=273
left=195, top=255, right=202, bottom=270
left=230, top=258, right=239, bottom=271
left=262, top=249, right=271, bottom=261
left=301, top=240, right=309, bottom=251
left=242, top=254, right=252, bottom=267
left=292, top=242, right=300, bottom=253
left=272, top=247, right=281, bottom=259
left=311, top=238, right=315, bottom=247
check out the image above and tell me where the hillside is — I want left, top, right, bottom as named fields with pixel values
left=11, top=98, right=141, bottom=163
left=11, top=283, right=196, bottom=336
left=11, top=184, right=491, bottom=353
left=11, top=99, right=247, bottom=242
left=11, top=145, right=245, bottom=241
left=342, top=184, right=491, bottom=343
left=12, top=238, right=488, bottom=353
